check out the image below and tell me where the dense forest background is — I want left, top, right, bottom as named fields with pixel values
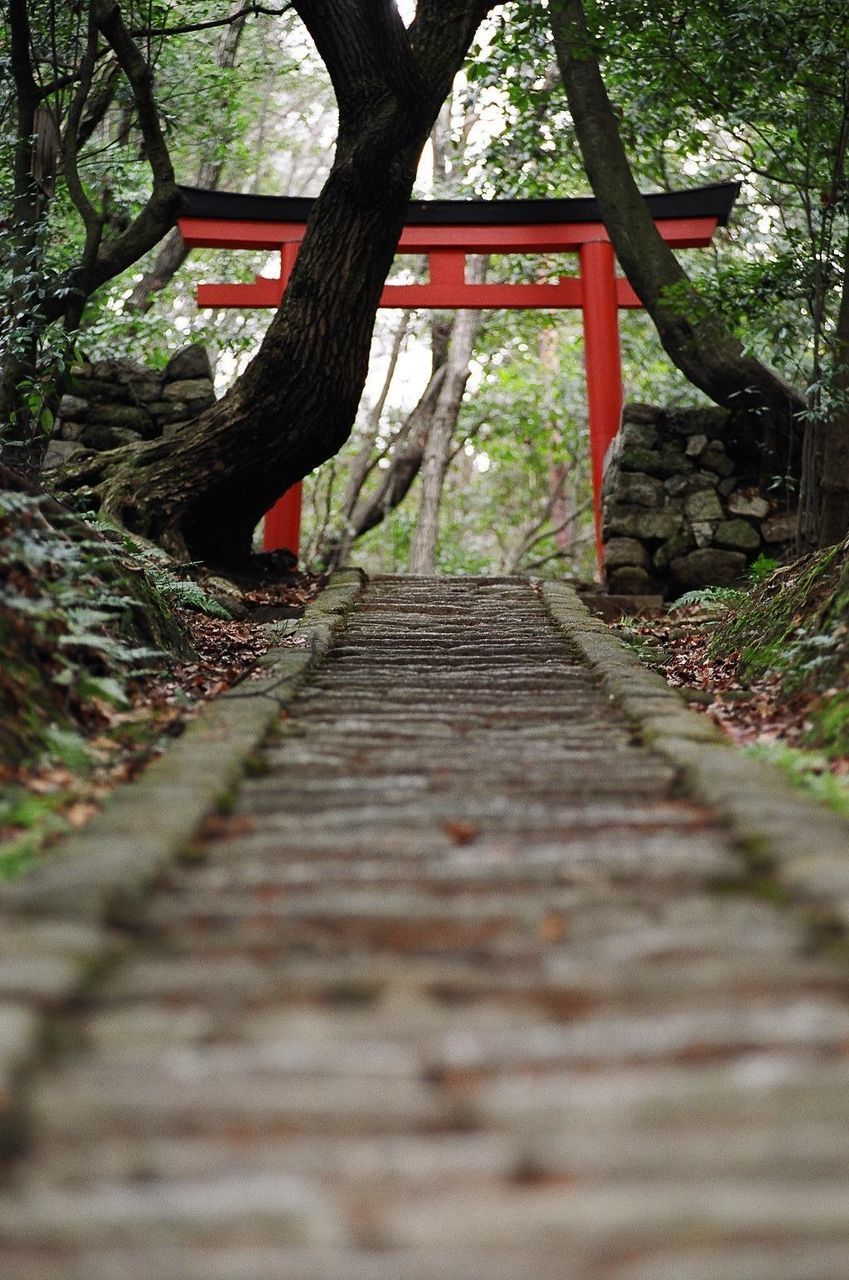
left=1, top=0, right=847, bottom=574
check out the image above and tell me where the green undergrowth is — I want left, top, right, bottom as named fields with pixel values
left=710, top=538, right=849, bottom=755
left=0, top=487, right=228, bottom=877
left=745, top=742, right=849, bottom=817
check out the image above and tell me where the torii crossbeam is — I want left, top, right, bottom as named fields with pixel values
left=177, top=182, right=738, bottom=567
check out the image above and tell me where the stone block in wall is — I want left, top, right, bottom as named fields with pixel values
left=684, top=434, right=708, bottom=458
left=166, top=344, right=213, bottom=381
left=608, top=565, right=653, bottom=594
left=604, top=506, right=684, bottom=541
left=620, top=421, right=659, bottom=449
left=604, top=537, right=649, bottom=569
left=727, top=490, right=770, bottom=519
left=622, top=403, right=663, bottom=424
left=78, top=423, right=142, bottom=450
left=58, top=394, right=88, bottom=422
left=762, top=512, right=797, bottom=543
left=699, top=440, right=735, bottom=476
left=88, top=403, right=155, bottom=437
left=162, top=378, right=216, bottom=408
left=653, top=531, right=696, bottom=570
left=149, top=400, right=191, bottom=425
left=670, top=548, right=747, bottom=586
left=714, top=518, right=761, bottom=551
left=614, top=472, right=665, bottom=508
left=618, top=445, right=693, bottom=478
left=683, top=489, right=724, bottom=523
left=665, top=472, right=718, bottom=498
left=69, top=374, right=132, bottom=405
left=42, top=439, right=86, bottom=470
left=664, top=406, right=729, bottom=438
left=691, top=521, right=715, bottom=548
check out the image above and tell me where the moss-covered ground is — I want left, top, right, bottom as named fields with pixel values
left=1, top=483, right=318, bottom=878
left=612, top=537, right=849, bottom=814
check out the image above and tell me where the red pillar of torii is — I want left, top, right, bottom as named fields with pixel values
left=177, top=183, right=738, bottom=569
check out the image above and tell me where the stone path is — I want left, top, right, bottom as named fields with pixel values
left=2, top=575, right=849, bottom=1279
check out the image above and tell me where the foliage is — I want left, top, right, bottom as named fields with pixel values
left=0, top=488, right=194, bottom=771
left=745, top=741, right=849, bottom=818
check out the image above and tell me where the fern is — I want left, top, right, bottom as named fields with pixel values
left=153, top=574, right=232, bottom=620
left=670, top=586, right=745, bottom=611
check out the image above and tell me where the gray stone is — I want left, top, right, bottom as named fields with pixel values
left=622, top=402, right=662, bottom=424
left=619, top=421, right=658, bottom=449
left=162, top=378, right=215, bottom=406
left=59, top=421, right=86, bottom=441
left=166, top=343, right=213, bottom=381
left=604, top=507, right=684, bottom=541
left=614, top=472, right=665, bottom=507
left=684, top=489, right=724, bottom=522
left=69, top=376, right=131, bottom=404
left=42, top=440, right=86, bottom=470
left=728, top=490, right=770, bottom=519
left=58, top=394, right=89, bottom=421
left=608, top=566, right=653, bottom=594
left=88, top=403, right=154, bottom=435
left=91, top=357, right=149, bottom=380
left=603, top=538, right=649, bottom=569
left=691, top=521, right=715, bottom=548
left=619, top=446, right=692, bottom=478
left=664, top=472, right=718, bottom=498
left=700, top=441, right=735, bottom=476
left=149, top=400, right=194, bottom=425
left=684, top=434, right=708, bottom=458
left=653, top=531, right=695, bottom=570
left=670, top=548, right=747, bottom=586
left=77, top=424, right=142, bottom=450
left=664, top=406, right=730, bottom=437
left=714, top=518, right=761, bottom=551
left=718, top=477, right=737, bottom=496
left=763, top=512, right=797, bottom=543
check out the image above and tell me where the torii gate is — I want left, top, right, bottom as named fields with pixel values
left=177, top=182, right=738, bottom=568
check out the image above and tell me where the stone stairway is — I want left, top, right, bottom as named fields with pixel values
left=2, top=575, right=849, bottom=1279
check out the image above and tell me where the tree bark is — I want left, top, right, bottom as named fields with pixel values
left=549, top=0, right=805, bottom=455
left=63, top=0, right=494, bottom=564
left=803, top=222, right=849, bottom=547
left=323, top=362, right=447, bottom=568
left=408, top=277, right=484, bottom=574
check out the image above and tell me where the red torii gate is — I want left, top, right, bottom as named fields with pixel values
left=177, top=182, right=738, bottom=566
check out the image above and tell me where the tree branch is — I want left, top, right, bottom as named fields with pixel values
left=129, top=4, right=292, bottom=40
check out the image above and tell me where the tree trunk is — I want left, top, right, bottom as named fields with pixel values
left=549, top=0, right=805, bottom=454
left=63, top=0, right=493, bottom=564
left=324, top=362, right=448, bottom=568
left=408, top=284, right=483, bottom=574
left=802, top=222, right=849, bottom=547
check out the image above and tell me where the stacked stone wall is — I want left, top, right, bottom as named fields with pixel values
left=602, top=403, right=797, bottom=598
left=46, top=344, right=216, bottom=469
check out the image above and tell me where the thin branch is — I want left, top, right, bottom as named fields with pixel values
left=129, top=3, right=293, bottom=40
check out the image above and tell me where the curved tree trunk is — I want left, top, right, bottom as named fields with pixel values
left=62, top=0, right=493, bottom=565
left=323, top=362, right=447, bottom=569
left=549, top=0, right=804, bottom=448
left=408, top=284, right=484, bottom=574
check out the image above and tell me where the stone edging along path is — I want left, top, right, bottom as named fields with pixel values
left=541, top=580, right=849, bottom=935
left=0, top=568, right=365, bottom=1154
